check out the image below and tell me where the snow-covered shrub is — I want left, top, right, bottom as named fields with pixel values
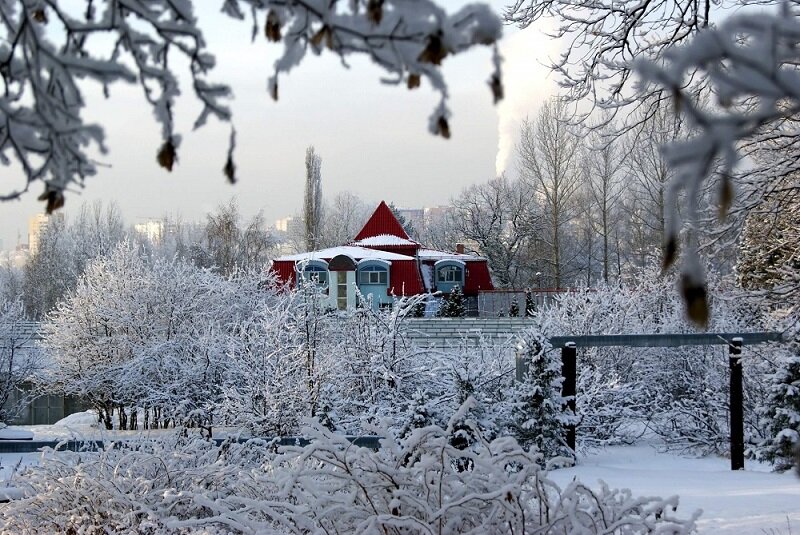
left=540, top=264, right=771, bottom=454
left=0, top=432, right=280, bottom=533
left=442, top=334, right=517, bottom=438
left=40, top=242, right=268, bottom=431
left=220, top=279, right=335, bottom=436
left=509, top=329, right=575, bottom=464
left=1, top=402, right=698, bottom=534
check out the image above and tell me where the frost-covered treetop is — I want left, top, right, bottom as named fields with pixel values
left=0, top=0, right=503, bottom=211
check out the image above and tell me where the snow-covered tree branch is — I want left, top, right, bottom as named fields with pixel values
left=0, top=0, right=503, bottom=210
left=636, top=4, right=800, bottom=325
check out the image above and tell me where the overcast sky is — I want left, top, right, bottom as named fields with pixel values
left=0, top=2, right=557, bottom=250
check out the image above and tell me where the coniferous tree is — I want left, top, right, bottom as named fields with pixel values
left=758, top=340, right=800, bottom=472
left=525, top=290, right=536, bottom=316
left=439, top=286, right=466, bottom=317
left=510, top=331, right=574, bottom=465
left=398, top=390, right=437, bottom=439
left=510, top=297, right=520, bottom=317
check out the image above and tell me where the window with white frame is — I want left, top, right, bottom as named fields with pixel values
left=437, top=265, right=463, bottom=283
left=358, top=265, right=388, bottom=285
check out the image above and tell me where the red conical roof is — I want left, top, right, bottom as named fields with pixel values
left=354, top=201, right=410, bottom=241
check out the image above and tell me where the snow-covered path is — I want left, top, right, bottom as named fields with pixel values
left=547, top=446, right=800, bottom=534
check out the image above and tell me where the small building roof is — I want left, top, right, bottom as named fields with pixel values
left=417, top=248, right=487, bottom=261
left=275, top=245, right=415, bottom=263
left=353, top=201, right=410, bottom=241
left=351, top=234, right=419, bottom=247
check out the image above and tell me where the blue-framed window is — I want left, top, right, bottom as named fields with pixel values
left=437, top=265, right=463, bottom=283
left=303, top=265, right=328, bottom=286
left=359, top=265, right=388, bottom=285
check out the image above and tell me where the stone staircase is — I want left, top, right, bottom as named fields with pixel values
left=400, top=317, right=533, bottom=349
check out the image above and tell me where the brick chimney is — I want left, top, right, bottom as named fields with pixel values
left=455, top=243, right=465, bottom=254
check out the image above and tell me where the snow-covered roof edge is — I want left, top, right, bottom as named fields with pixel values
left=274, top=245, right=415, bottom=262
left=417, top=248, right=487, bottom=261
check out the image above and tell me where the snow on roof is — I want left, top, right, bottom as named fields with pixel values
left=354, top=201, right=410, bottom=241
left=417, top=248, right=486, bottom=261
left=275, top=245, right=415, bottom=263
left=350, top=234, right=419, bottom=247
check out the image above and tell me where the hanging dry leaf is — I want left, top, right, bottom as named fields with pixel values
left=32, top=9, right=47, bottom=23
left=407, top=74, right=421, bottom=90
left=661, top=236, right=678, bottom=272
left=719, top=175, right=733, bottom=221
left=680, top=275, right=709, bottom=328
left=418, top=33, right=448, bottom=65
left=157, top=139, right=177, bottom=172
left=310, top=25, right=333, bottom=50
left=37, top=189, right=64, bottom=214
left=672, top=89, right=682, bottom=114
left=367, top=0, right=384, bottom=25
left=265, top=10, right=281, bottom=42
left=270, top=78, right=279, bottom=101
left=223, top=155, right=236, bottom=184
left=436, top=116, right=450, bottom=139
left=489, top=74, right=503, bottom=104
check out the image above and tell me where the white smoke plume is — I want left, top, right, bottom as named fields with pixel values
left=495, top=22, right=559, bottom=176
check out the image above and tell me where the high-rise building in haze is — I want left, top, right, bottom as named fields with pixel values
left=28, top=212, right=64, bottom=256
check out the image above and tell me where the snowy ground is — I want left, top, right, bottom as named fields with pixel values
left=1, top=419, right=798, bottom=533
left=548, top=446, right=800, bottom=534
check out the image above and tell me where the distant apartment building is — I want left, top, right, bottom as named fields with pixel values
left=274, top=216, right=303, bottom=235
left=28, top=212, right=64, bottom=256
left=134, top=219, right=166, bottom=244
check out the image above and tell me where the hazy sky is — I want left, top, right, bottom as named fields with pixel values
left=0, top=1, right=557, bottom=250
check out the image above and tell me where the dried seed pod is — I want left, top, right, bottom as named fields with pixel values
left=269, top=78, right=278, bottom=101
left=223, top=155, right=236, bottom=184
left=418, top=33, right=448, bottom=65
left=38, top=189, right=64, bottom=214
left=310, top=25, right=333, bottom=50
left=680, top=274, right=709, bottom=328
left=436, top=116, right=450, bottom=139
left=489, top=74, right=503, bottom=104
left=265, top=10, right=281, bottom=42
left=367, top=0, right=383, bottom=25
left=157, top=139, right=177, bottom=172
left=32, top=9, right=47, bottom=23
left=661, top=236, right=678, bottom=272
left=407, top=74, right=421, bottom=90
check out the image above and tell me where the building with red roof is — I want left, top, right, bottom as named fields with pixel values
left=270, top=201, right=494, bottom=311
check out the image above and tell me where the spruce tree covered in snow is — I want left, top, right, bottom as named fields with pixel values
left=525, top=290, right=536, bottom=316
left=510, top=330, right=574, bottom=464
left=398, top=390, right=437, bottom=439
left=758, top=340, right=800, bottom=472
left=439, top=285, right=466, bottom=317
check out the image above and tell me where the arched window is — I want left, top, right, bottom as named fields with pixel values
left=437, top=264, right=464, bottom=284
left=298, top=260, right=329, bottom=287
left=359, top=265, right=388, bottom=285
left=304, top=265, right=328, bottom=285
